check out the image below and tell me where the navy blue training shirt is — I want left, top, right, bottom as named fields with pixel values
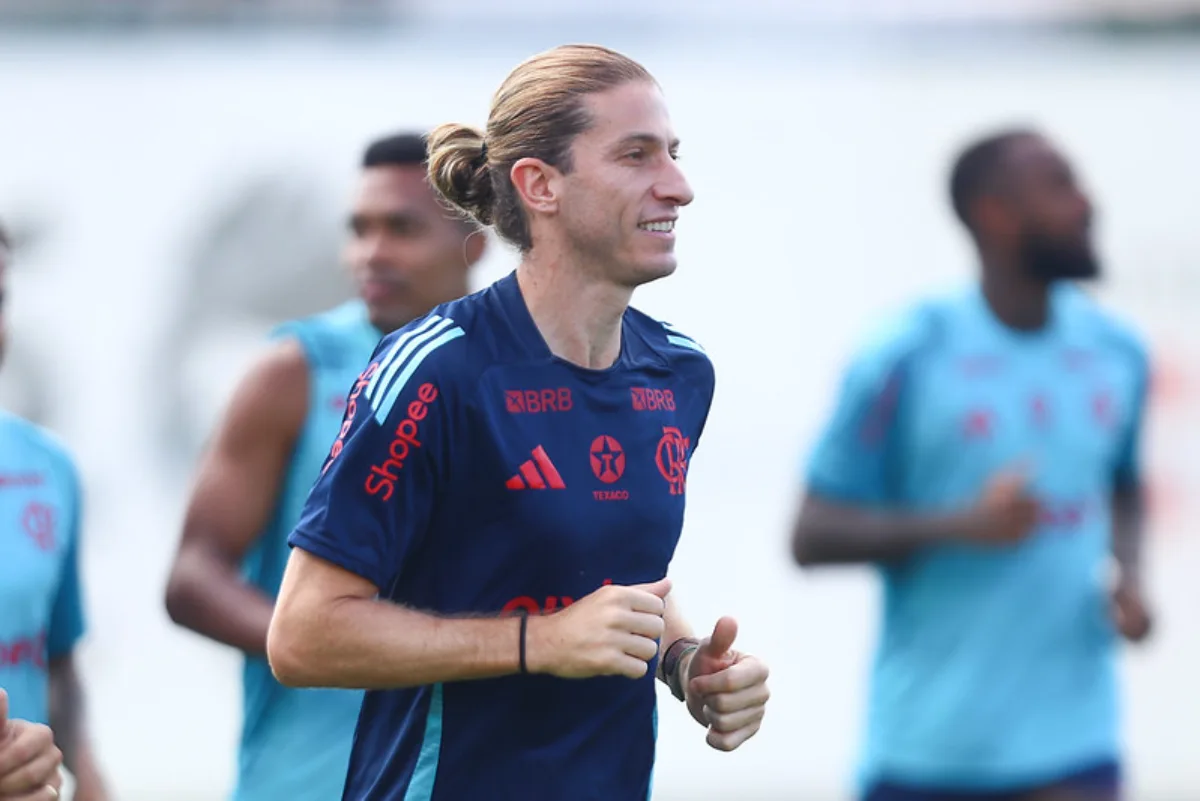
left=289, top=271, right=715, bottom=801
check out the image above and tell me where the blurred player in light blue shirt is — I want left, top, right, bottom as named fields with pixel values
left=163, top=135, right=486, bottom=801
left=791, top=130, right=1152, bottom=801
left=0, top=221, right=110, bottom=800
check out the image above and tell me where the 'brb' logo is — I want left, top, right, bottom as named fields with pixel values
left=631, top=387, right=676, bottom=412
left=656, top=426, right=690, bottom=496
left=324, top=362, right=380, bottom=473
left=506, top=388, right=573, bottom=414
left=365, top=382, right=439, bottom=502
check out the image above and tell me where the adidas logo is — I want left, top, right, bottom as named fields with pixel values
left=506, top=446, right=566, bottom=490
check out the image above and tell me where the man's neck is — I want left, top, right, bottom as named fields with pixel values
left=517, top=250, right=632, bottom=370
left=980, top=255, right=1051, bottom=332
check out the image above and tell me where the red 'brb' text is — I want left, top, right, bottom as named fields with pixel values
left=366, top=382, right=438, bottom=502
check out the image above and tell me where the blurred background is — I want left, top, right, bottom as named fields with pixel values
left=1, top=1, right=1199, bottom=799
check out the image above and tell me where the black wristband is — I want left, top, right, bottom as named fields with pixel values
left=518, top=611, right=529, bottom=674
left=661, top=636, right=700, bottom=701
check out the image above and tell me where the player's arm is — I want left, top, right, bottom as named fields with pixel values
left=655, top=592, right=696, bottom=688
left=46, top=473, right=107, bottom=801
left=655, top=594, right=704, bottom=717
left=265, top=350, right=524, bottom=688
left=268, top=344, right=668, bottom=689
left=269, top=549, right=527, bottom=688
left=658, top=594, right=695, bottom=666
left=790, top=346, right=1033, bottom=566
left=270, top=526, right=670, bottom=689
left=1111, top=487, right=1144, bottom=585
left=164, top=340, right=308, bottom=656
left=793, top=496, right=988, bottom=565
left=790, top=353, right=952, bottom=565
left=47, top=656, right=105, bottom=801
left=1112, top=350, right=1151, bottom=586
left=1109, top=347, right=1152, bottom=641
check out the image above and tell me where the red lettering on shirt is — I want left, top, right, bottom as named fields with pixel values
left=364, top=382, right=438, bottom=502
left=324, top=363, right=380, bottom=472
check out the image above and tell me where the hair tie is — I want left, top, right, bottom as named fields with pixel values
left=474, top=141, right=489, bottom=170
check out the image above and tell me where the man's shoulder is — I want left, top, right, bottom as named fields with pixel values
left=624, top=307, right=714, bottom=383
left=0, top=411, right=81, bottom=490
left=357, top=288, right=504, bottom=426
left=843, top=295, right=955, bottom=375
left=1057, top=286, right=1147, bottom=360
left=272, top=299, right=379, bottom=372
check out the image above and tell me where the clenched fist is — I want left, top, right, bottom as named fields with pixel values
left=966, top=470, right=1041, bottom=545
left=0, top=689, right=63, bottom=800
left=527, top=578, right=671, bottom=680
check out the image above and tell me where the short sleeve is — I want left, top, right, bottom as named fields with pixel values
left=47, top=460, right=86, bottom=658
left=1113, top=343, right=1150, bottom=489
left=803, top=314, right=929, bottom=507
left=688, top=354, right=716, bottom=453
left=288, top=325, right=462, bottom=590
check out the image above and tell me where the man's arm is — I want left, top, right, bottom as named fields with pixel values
left=267, top=549, right=672, bottom=688
left=267, top=548, right=525, bottom=688
left=164, top=340, right=309, bottom=656
left=48, top=655, right=105, bottom=800
left=1112, top=485, right=1144, bottom=586
left=655, top=592, right=706, bottom=724
left=655, top=592, right=696, bottom=691
left=657, top=593, right=694, bottom=669
left=791, top=495, right=986, bottom=566
left=1109, top=346, right=1152, bottom=641
left=788, top=332, right=946, bottom=567
left=1112, top=347, right=1151, bottom=589
left=1110, top=483, right=1152, bottom=642
left=790, top=322, right=1038, bottom=566
left=263, top=335, right=531, bottom=689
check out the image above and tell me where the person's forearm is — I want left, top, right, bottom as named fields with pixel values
left=268, top=596, right=524, bottom=689
left=1112, top=485, right=1144, bottom=585
left=656, top=594, right=694, bottom=679
left=793, top=497, right=978, bottom=565
left=663, top=594, right=693, bottom=643
left=166, top=547, right=276, bottom=656
left=66, top=744, right=109, bottom=801
left=48, top=661, right=83, bottom=771
left=48, top=659, right=106, bottom=797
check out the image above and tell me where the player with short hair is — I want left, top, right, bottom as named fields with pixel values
left=0, top=224, right=108, bottom=801
left=791, top=129, right=1152, bottom=801
left=163, top=133, right=486, bottom=801
left=266, top=44, right=771, bottom=800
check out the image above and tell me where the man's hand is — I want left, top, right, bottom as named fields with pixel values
left=1111, top=566, right=1152, bottom=643
left=527, top=579, right=670, bottom=680
left=683, top=617, right=769, bottom=752
left=0, top=690, right=63, bottom=800
left=966, top=470, right=1041, bottom=545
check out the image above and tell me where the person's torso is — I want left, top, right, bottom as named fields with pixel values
left=347, top=274, right=714, bottom=801
left=235, top=300, right=381, bottom=801
left=865, top=286, right=1142, bottom=787
left=0, top=412, right=79, bottom=724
